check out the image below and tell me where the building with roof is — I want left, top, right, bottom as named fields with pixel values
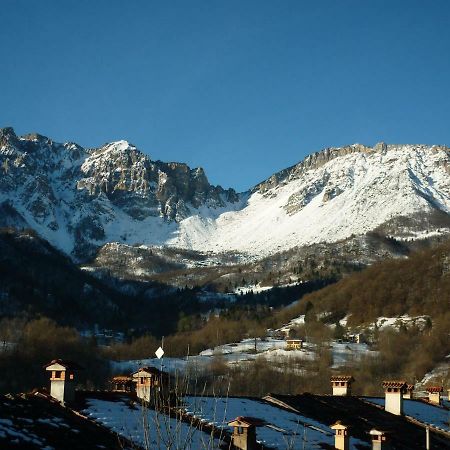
left=285, top=338, right=302, bottom=350
left=110, top=375, right=135, bottom=393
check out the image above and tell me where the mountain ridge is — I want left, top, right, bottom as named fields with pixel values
left=1, top=127, right=449, bottom=261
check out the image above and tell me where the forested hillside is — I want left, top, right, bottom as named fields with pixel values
left=277, top=239, right=450, bottom=327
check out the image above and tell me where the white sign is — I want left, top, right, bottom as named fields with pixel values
left=155, top=346, right=164, bottom=359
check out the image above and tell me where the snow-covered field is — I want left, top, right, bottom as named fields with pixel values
left=111, top=334, right=378, bottom=381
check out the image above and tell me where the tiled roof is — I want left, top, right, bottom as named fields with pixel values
left=264, top=393, right=449, bottom=450
left=382, top=380, right=407, bottom=388
left=426, top=386, right=444, bottom=393
left=330, top=375, right=355, bottom=382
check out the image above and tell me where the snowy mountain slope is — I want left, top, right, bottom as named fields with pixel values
left=1, top=127, right=449, bottom=260
left=173, top=143, right=450, bottom=255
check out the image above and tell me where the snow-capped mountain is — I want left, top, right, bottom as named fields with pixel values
left=1, top=127, right=449, bottom=260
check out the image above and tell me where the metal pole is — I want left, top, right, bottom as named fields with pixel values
left=426, top=426, right=430, bottom=450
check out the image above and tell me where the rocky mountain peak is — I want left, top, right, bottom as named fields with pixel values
left=0, top=127, right=20, bottom=149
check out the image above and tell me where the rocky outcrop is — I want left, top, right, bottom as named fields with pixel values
left=0, top=128, right=240, bottom=259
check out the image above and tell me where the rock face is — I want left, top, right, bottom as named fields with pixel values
left=0, top=128, right=239, bottom=259
left=1, top=127, right=450, bottom=261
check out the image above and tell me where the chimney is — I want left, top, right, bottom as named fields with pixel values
left=382, top=381, right=407, bottom=415
left=228, top=417, right=263, bottom=450
left=44, top=359, right=82, bottom=405
left=330, top=375, right=355, bottom=396
left=403, top=384, right=414, bottom=399
left=370, top=429, right=391, bottom=450
left=426, top=386, right=443, bottom=405
left=330, top=421, right=350, bottom=450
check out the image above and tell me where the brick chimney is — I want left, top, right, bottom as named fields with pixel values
left=44, top=359, right=82, bottom=405
left=402, top=384, right=414, bottom=399
left=228, top=416, right=264, bottom=450
left=330, top=375, right=354, bottom=396
left=370, top=429, right=391, bottom=450
left=330, top=421, right=350, bottom=450
left=382, top=381, right=407, bottom=415
left=426, top=386, right=443, bottom=405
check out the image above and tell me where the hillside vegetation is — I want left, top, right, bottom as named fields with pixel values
left=277, top=239, right=450, bottom=327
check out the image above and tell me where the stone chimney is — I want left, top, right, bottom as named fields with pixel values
left=426, top=386, right=443, bottom=405
left=330, top=375, right=355, bottom=396
left=330, top=421, right=350, bottom=450
left=403, top=384, right=414, bottom=399
left=370, top=429, right=391, bottom=450
left=44, top=359, right=82, bottom=405
left=382, top=381, right=406, bottom=415
left=228, top=416, right=264, bottom=450
left=132, top=366, right=169, bottom=403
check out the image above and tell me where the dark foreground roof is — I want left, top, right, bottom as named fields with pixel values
left=264, top=393, right=450, bottom=450
left=0, top=393, right=139, bottom=450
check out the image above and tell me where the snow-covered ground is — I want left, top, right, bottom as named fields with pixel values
left=365, top=398, right=450, bottom=431
left=420, top=354, right=450, bottom=385
left=84, top=397, right=224, bottom=449
left=330, top=342, right=377, bottom=368
left=111, top=334, right=377, bottom=380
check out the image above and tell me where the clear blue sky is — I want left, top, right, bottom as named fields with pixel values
left=1, top=1, right=449, bottom=191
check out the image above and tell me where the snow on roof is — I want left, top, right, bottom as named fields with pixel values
left=183, top=395, right=337, bottom=448
left=365, top=397, right=450, bottom=430
left=83, top=396, right=224, bottom=449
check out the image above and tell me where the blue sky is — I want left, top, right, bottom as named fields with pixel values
left=1, top=1, right=449, bottom=191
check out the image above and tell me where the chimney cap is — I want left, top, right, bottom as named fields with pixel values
left=382, top=380, right=407, bottom=389
left=228, top=416, right=266, bottom=428
left=330, top=375, right=354, bottom=382
left=330, top=420, right=349, bottom=430
left=44, top=359, right=84, bottom=370
left=425, top=386, right=443, bottom=393
left=370, top=429, right=390, bottom=436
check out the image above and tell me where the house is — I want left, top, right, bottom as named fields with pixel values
left=132, top=366, right=169, bottom=403
left=330, top=375, right=355, bottom=396
left=110, top=375, right=135, bottom=393
left=285, top=338, right=302, bottom=350
left=426, top=386, right=443, bottom=405
left=228, top=416, right=265, bottom=450
left=44, top=359, right=83, bottom=405
left=382, top=380, right=407, bottom=415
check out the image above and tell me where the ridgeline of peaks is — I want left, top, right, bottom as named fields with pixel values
left=1, top=127, right=450, bottom=260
